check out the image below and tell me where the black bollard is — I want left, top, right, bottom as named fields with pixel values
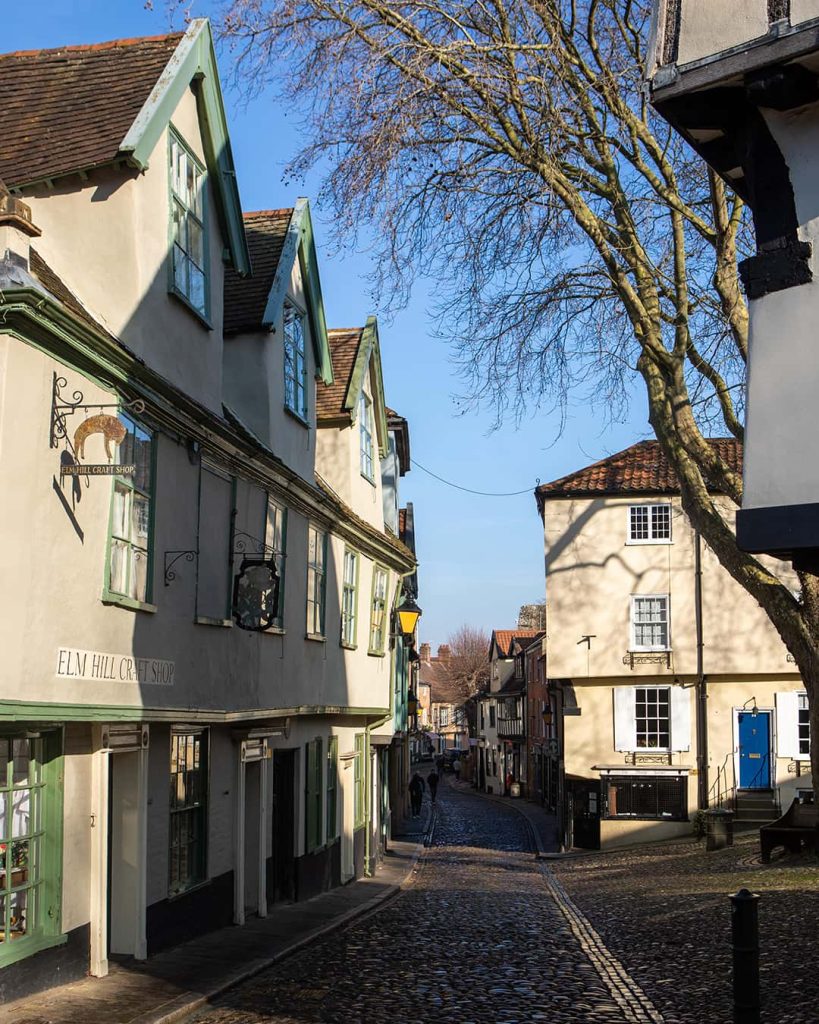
left=730, top=888, right=761, bottom=1024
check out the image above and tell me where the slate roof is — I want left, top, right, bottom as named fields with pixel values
left=491, top=629, right=541, bottom=659
left=536, top=439, right=742, bottom=501
left=223, top=209, right=293, bottom=335
left=0, top=33, right=183, bottom=188
left=30, top=249, right=120, bottom=346
left=316, top=328, right=363, bottom=422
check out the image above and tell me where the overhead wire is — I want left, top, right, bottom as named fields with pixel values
left=410, top=456, right=540, bottom=497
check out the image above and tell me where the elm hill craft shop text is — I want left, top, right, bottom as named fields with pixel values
left=56, top=647, right=175, bottom=685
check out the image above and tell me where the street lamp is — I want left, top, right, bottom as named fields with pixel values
left=395, top=594, right=422, bottom=642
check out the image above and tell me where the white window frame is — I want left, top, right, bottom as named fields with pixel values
left=798, top=692, right=811, bottom=757
left=627, top=503, right=672, bottom=545
left=169, top=129, right=208, bottom=319
left=630, top=594, right=671, bottom=652
left=283, top=301, right=308, bottom=420
left=264, top=498, right=288, bottom=630
left=341, top=548, right=359, bottom=648
left=306, top=525, right=327, bottom=637
left=359, top=392, right=374, bottom=482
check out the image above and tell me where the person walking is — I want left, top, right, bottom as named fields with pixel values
left=409, top=772, right=425, bottom=817
left=453, top=757, right=461, bottom=783
left=427, top=768, right=439, bottom=803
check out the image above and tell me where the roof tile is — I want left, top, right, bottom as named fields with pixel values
left=536, top=439, right=742, bottom=499
left=492, top=629, right=542, bottom=659
left=223, top=210, right=293, bottom=334
left=316, top=328, right=363, bottom=422
left=0, top=33, right=183, bottom=187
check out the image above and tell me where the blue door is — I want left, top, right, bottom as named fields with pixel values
left=738, top=712, right=771, bottom=789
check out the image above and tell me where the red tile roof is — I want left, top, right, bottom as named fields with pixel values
left=492, top=629, right=542, bottom=659
left=0, top=33, right=183, bottom=187
left=223, top=210, right=293, bottom=334
left=536, top=439, right=742, bottom=500
left=316, top=328, right=363, bottom=423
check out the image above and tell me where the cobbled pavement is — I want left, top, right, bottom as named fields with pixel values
left=190, top=782, right=664, bottom=1024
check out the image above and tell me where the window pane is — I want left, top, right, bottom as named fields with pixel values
left=11, top=790, right=30, bottom=839
left=630, top=506, right=648, bottom=540
left=9, top=889, right=27, bottom=940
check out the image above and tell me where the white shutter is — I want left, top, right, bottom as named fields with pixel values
left=670, top=685, right=691, bottom=752
left=776, top=691, right=800, bottom=759
left=613, top=688, right=636, bottom=751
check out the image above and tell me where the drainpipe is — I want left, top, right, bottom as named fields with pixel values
left=695, top=530, right=709, bottom=809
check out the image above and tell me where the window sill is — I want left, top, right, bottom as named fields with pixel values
left=168, top=878, right=210, bottom=902
left=604, top=815, right=688, bottom=822
left=625, top=539, right=672, bottom=546
left=169, top=287, right=213, bottom=330
left=102, top=591, right=157, bottom=614
left=195, top=615, right=232, bottom=628
left=284, top=405, right=310, bottom=429
left=0, top=931, right=67, bottom=969
left=264, top=625, right=286, bottom=636
left=367, top=649, right=386, bottom=658
left=306, top=633, right=326, bottom=643
left=360, top=471, right=376, bottom=487
left=341, top=641, right=358, bottom=651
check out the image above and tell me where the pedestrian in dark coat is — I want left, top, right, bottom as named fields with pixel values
left=409, top=772, right=425, bottom=817
left=427, top=769, right=439, bottom=803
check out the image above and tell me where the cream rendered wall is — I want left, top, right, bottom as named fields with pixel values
left=22, top=86, right=226, bottom=414
left=676, top=1, right=768, bottom=66
left=316, top=369, right=386, bottom=532
left=0, top=334, right=392, bottom=717
left=742, top=103, right=819, bottom=514
left=544, top=495, right=795, bottom=680
left=791, top=1, right=819, bottom=25
left=222, top=257, right=317, bottom=483
left=62, top=726, right=93, bottom=933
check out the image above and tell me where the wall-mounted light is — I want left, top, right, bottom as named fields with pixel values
left=741, top=696, right=758, bottom=718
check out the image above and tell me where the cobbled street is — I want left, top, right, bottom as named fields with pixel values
left=191, top=780, right=662, bottom=1024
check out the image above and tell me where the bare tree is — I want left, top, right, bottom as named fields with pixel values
left=217, top=0, right=819, bottom=789
left=443, top=625, right=491, bottom=701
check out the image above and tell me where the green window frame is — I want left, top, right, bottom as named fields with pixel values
left=353, top=734, right=365, bottom=829
left=306, top=525, right=327, bottom=637
left=169, top=129, right=208, bottom=319
left=169, top=731, right=208, bottom=896
left=368, top=566, right=389, bottom=654
left=305, top=737, right=323, bottom=853
left=106, top=413, right=154, bottom=606
left=0, top=732, right=64, bottom=967
left=341, top=548, right=359, bottom=647
left=265, top=498, right=288, bottom=629
left=283, top=302, right=308, bottom=420
left=326, top=737, right=338, bottom=842
left=359, top=392, right=374, bottom=480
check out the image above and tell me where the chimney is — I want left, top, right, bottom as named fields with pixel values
left=420, top=642, right=431, bottom=662
left=0, top=180, right=41, bottom=269
left=437, top=644, right=451, bottom=661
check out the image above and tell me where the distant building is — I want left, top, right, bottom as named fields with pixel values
left=536, top=440, right=807, bottom=850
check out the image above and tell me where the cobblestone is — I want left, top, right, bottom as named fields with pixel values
left=190, top=783, right=657, bottom=1024
left=551, top=835, right=819, bottom=1024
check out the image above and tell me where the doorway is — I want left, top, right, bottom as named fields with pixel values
left=271, top=749, right=295, bottom=903
left=340, top=755, right=355, bottom=883
left=569, top=778, right=601, bottom=850
left=738, top=710, right=772, bottom=789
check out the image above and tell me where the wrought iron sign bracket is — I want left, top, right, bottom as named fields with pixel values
left=232, top=530, right=276, bottom=558
left=50, top=372, right=145, bottom=452
left=164, top=550, right=199, bottom=587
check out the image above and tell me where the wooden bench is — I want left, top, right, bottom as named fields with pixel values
left=760, top=799, right=818, bottom=863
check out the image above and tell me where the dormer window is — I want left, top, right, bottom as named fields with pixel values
left=169, top=131, right=207, bottom=319
left=359, top=392, right=374, bottom=481
left=283, top=302, right=308, bottom=420
left=628, top=503, right=671, bottom=544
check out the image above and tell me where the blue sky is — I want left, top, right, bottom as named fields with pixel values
left=7, top=4, right=650, bottom=646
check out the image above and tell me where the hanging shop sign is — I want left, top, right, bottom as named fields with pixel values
left=51, top=373, right=144, bottom=478
left=56, top=647, right=175, bottom=686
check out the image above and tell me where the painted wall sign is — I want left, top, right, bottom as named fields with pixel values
left=60, top=464, right=135, bottom=477
left=56, top=647, right=175, bottom=686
